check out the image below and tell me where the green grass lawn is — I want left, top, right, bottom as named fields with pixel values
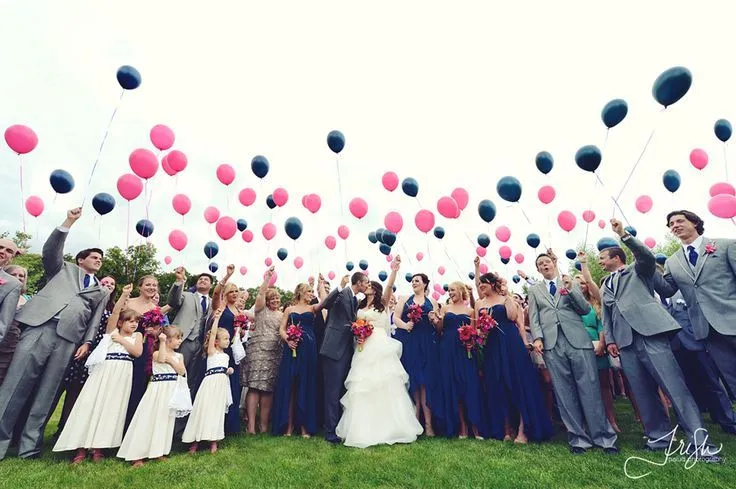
left=1, top=400, right=733, bottom=489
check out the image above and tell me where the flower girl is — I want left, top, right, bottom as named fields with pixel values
left=117, top=326, right=191, bottom=466
left=53, top=284, right=143, bottom=463
left=183, top=308, right=233, bottom=453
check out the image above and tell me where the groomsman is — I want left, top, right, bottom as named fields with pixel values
left=528, top=252, right=618, bottom=455
left=656, top=210, right=736, bottom=397
left=0, top=239, right=22, bottom=378
left=600, top=219, right=720, bottom=460
left=0, top=208, right=110, bottom=459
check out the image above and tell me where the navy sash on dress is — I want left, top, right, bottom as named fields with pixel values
left=106, top=352, right=132, bottom=361
left=205, top=366, right=227, bottom=376
left=151, top=373, right=178, bottom=382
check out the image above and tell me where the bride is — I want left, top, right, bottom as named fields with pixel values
left=336, top=256, right=423, bottom=448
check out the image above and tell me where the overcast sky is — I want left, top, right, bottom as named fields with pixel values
left=1, top=0, right=734, bottom=295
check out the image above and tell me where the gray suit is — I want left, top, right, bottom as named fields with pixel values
left=319, top=287, right=357, bottom=438
left=603, top=235, right=711, bottom=451
left=528, top=279, right=617, bottom=449
left=0, top=228, right=109, bottom=459
left=656, top=237, right=736, bottom=395
left=167, top=282, right=210, bottom=393
left=0, top=271, right=21, bottom=344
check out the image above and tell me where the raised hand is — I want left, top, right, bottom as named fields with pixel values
left=561, top=275, right=573, bottom=290
left=474, top=256, right=480, bottom=268
left=226, top=264, right=235, bottom=277
left=546, top=248, right=558, bottom=263
left=265, top=266, right=275, bottom=278
left=340, top=274, right=350, bottom=289
left=158, top=332, right=167, bottom=343
left=610, top=218, right=625, bottom=237
left=67, top=207, right=82, bottom=222
left=111, top=330, right=122, bottom=344
left=174, top=266, right=186, bottom=282
left=391, top=255, right=401, bottom=271
left=577, top=251, right=587, bottom=264
left=121, top=284, right=134, bottom=297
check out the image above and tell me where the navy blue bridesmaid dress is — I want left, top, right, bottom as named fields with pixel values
left=218, top=307, right=242, bottom=434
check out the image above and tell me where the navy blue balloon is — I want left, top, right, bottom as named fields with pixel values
left=478, top=199, right=497, bottom=223
left=655, top=253, right=667, bottom=265
left=392, top=285, right=397, bottom=292
left=433, top=226, right=445, bottom=239
left=376, top=228, right=386, bottom=244
left=442, top=284, right=449, bottom=292
left=501, top=257, right=510, bottom=265
left=662, top=170, right=681, bottom=193
left=574, top=261, right=582, bottom=271
left=597, top=237, right=619, bottom=252
left=382, top=231, right=396, bottom=247
left=714, top=119, right=732, bottom=143
left=468, top=272, right=475, bottom=280
left=116, top=65, right=141, bottom=90
left=368, top=231, right=377, bottom=244
left=477, top=233, right=490, bottom=248
left=135, top=219, right=154, bottom=238
left=526, top=233, right=541, bottom=249
left=496, top=176, right=522, bottom=203
left=346, top=261, right=354, bottom=271
left=92, top=192, right=116, bottom=216
left=277, top=248, right=288, bottom=261
left=209, top=263, right=219, bottom=273
left=251, top=155, right=270, bottom=179
left=204, top=241, right=219, bottom=259
left=565, top=249, right=576, bottom=260
left=624, top=226, right=638, bottom=237
left=575, top=145, right=602, bottom=172
left=379, top=243, right=392, bottom=255
left=378, top=271, right=388, bottom=281
left=327, top=130, right=345, bottom=154
left=49, top=169, right=74, bottom=194
left=359, top=260, right=368, bottom=271
left=284, top=217, right=303, bottom=240
left=535, top=151, right=554, bottom=174
left=512, top=275, right=521, bottom=284
left=266, top=194, right=276, bottom=209
left=237, top=219, right=248, bottom=232
left=601, top=99, right=628, bottom=128
left=401, top=177, right=419, bottom=197
left=652, top=66, right=692, bottom=107
left=405, top=273, right=413, bottom=283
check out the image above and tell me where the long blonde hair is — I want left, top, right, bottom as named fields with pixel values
left=449, top=281, right=468, bottom=302
left=202, top=327, right=229, bottom=357
left=292, top=283, right=311, bottom=305
left=575, top=276, right=601, bottom=316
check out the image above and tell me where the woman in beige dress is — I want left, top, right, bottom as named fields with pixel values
left=243, top=266, right=283, bottom=434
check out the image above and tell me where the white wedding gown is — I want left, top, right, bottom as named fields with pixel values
left=336, top=308, right=423, bottom=448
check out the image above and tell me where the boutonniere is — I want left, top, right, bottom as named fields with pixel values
left=704, top=243, right=717, bottom=255
left=0, top=277, right=5, bottom=286
left=559, top=288, right=569, bottom=296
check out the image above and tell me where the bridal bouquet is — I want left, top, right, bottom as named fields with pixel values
left=233, top=313, right=250, bottom=331
left=457, top=324, right=479, bottom=359
left=286, top=323, right=303, bottom=358
left=476, top=309, right=499, bottom=347
left=141, top=307, right=166, bottom=328
left=351, top=318, right=374, bottom=352
left=406, top=304, right=423, bottom=324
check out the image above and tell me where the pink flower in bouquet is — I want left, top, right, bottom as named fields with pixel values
left=141, top=307, right=166, bottom=328
left=457, top=324, right=478, bottom=359
left=351, top=318, right=374, bottom=352
left=407, top=303, right=423, bottom=324
left=234, top=313, right=250, bottom=331
left=286, top=323, right=303, bottom=357
left=476, top=309, right=499, bottom=346
left=559, top=288, right=569, bottom=296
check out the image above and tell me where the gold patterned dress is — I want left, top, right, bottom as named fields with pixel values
left=243, top=307, right=283, bottom=392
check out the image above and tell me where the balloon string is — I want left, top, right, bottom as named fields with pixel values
left=723, top=144, right=730, bottom=182
left=335, top=156, right=344, bottom=219
left=443, top=245, right=463, bottom=281
left=19, top=157, right=26, bottom=233
left=82, top=89, right=125, bottom=206
left=399, top=240, right=414, bottom=267
left=596, top=172, right=631, bottom=225
left=614, top=109, right=664, bottom=205
left=583, top=172, right=599, bottom=249
left=126, top=202, right=130, bottom=249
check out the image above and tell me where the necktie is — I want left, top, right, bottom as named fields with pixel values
left=549, top=281, right=557, bottom=297
left=83, top=274, right=91, bottom=289
left=687, top=246, right=698, bottom=267
left=201, top=296, right=208, bottom=315
left=352, top=296, right=358, bottom=310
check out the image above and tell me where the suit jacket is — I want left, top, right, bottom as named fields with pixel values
left=528, top=278, right=592, bottom=350
left=601, top=235, right=680, bottom=348
left=15, top=228, right=109, bottom=344
left=656, top=237, right=736, bottom=340
left=0, top=271, right=22, bottom=342
left=319, top=287, right=357, bottom=361
left=665, top=292, right=704, bottom=352
left=168, top=282, right=210, bottom=341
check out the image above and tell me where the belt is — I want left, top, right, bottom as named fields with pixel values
left=106, top=352, right=132, bottom=361
left=205, top=366, right=227, bottom=376
left=151, top=373, right=178, bottom=382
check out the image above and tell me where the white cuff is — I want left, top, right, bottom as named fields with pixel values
left=57, top=226, right=70, bottom=233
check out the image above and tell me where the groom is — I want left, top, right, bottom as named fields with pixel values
left=319, top=271, right=369, bottom=443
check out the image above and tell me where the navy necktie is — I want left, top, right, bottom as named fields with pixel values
left=549, top=281, right=557, bottom=297
left=201, top=296, right=208, bottom=315
left=352, top=296, right=358, bottom=310
left=687, top=246, right=698, bottom=267
left=83, top=274, right=91, bottom=289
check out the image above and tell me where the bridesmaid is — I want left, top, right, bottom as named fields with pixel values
left=430, top=281, right=485, bottom=439
left=394, top=273, right=440, bottom=436
left=243, top=266, right=283, bottom=434
left=272, top=281, right=326, bottom=437
left=474, top=258, right=554, bottom=443
left=211, top=265, right=244, bottom=435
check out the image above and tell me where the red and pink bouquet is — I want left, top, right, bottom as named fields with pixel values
left=234, top=313, right=250, bottom=331
left=141, top=307, right=166, bottom=328
left=476, top=309, right=499, bottom=346
left=351, top=318, right=374, bottom=352
left=285, top=323, right=303, bottom=357
left=457, top=324, right=479, bottom=359
left=407, top=304, right=423, bottom=324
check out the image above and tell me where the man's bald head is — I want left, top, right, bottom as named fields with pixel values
left=0, top=239, right=18, bottom=267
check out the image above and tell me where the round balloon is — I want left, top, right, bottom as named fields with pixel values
left=262, top=222, right=277, bottom=240
left=136, top=219, right=154, bottom=238
left=415, top=210, right=435, bottom=233
left=116, top=65, right=142, bottom=90
left=478, top=200, right=496, bottom=223
left=451, top=188, right=469, bottom=211
left=237, top=218, right=247, bottom=232
left=251, top=155, right=269, bottom=179
left=575, top=145, right=602, bottom=172
left=537, top=185, right=556, bottom=204
left=496, top=176, right=522, bottom=203
left=557, top=211, right=577, bottom=232
left=266, top=194, right=276, bottom=209
left=129, top=148, right=158, bottom=179
left=495, top=226, right=511, bottom=243
left=150, top=124, right=175, bottom=151
left=535, top=151, right=553, bottom=174
left=4, top=125, right=38, bottom=154
left=285, top=217, right=303, bottom=240
left=209, top=263, right=219, bottom=273
left=526, top=233, right=540, bottom=249
left=216, top=164, right=236, bottom=186
left=635, top=195, right=653, bottom=214
left=662, top=170, right=681, bottom=193
left=379, top=243, right=392, bottom=255
left=565, top=249, right=576, bottom=260
left=349, top=197, right=368, bottom=219
left=204, top=206, right=220, bottom=224
left=708, top=194, right=736, bottom=219
left=655, top=253, right=667, bottom=265
left=382, top=231, right=396, bottom=247
left=116, top=174, right=143, bottom=201
left=215, top=216, right=237, bottom=240
left=378, top=271, right=388, bottom=281
left=437, top=196, right=460, bottom=219
left=241, top=230, right=254, bottom=243
left=402, top=177, right=419, bottom=197
left=368, top=231, right=377, bottom=244
left=652, top=66, right=692, bottom=107
left=689, top=149, right=708, bottom=170
left=239, top=188, right=256, bottom=206
left=582, top=210, right=596, bottom=223
left=240, top=266, right=248, bottom=275
left=710, top=182, right=736, bottom=197
left=168, top=230, right=188, bottom=251
left=49, top=169, right=75, bottom=194
left=359, top=260, right=368, bottom=271
left=601, top=99, right=628, bottom=128
left=624, top=226, right=638, bottom=237
left=25, top=196, right=44, bottom=217
left=277, top=248, right=288, bottom=261
left=294, top=257, right=303, bottom=269
left=714, top=119, right=732, bottom=143
left=384, top=211, right=403, bottom=233
left=338, top=225, right=350, bottom=240
left=477, top=233, right=490, bottom=248
left=92, top=192, right=116, bottom=216
left=597, top=237, right=618, bottom=251
left=327, top=130, right=345, bottom=154
left=167, top=150, right=188, bottom=172
left=204, top=241, right=219, bottom=259
left=404, top=273, right=413, bottom=283
left=325, top=235, right=337, bottom=250
left=272, top=187, right=289, bottom=207
left=382, top=172, right=399, bottom=191
left=433, top=226, right=445, bottom=239
left=346, top=261, right=354, bottom=271
left=172, top=194, right=192, bottom=216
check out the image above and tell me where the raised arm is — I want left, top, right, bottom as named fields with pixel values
left=167, top=267, right=187, bottom=309
left=114, top=331, right=143, bottom=358
left=473, top=256, right=482, bottom=297
left=254, top=266, right=275, bottom=313
left=314, top=287, right=339, bottom=313
left=43, top=208, right=81, bottom=278
left=566, top=280, right=592, bottom=316
left=612, top=219, right=655, bottom=278
left=107, top=284, right=133, bottom=333
left=577, top=251, right=601, bottom=304
left=382, top=256, right=401, bottom=306
left=207, top=308, right=224, bottom=356
left=212, top=264, right=235, bottom=312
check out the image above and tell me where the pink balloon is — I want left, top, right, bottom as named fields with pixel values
left=349, top=197, right=368, bottom=219
left=384, top=211, right=404, bottom=233
left=304, top=194, right=322, bottom=213
left=416, top=252, right=424, bottom=261
left=710, top=182, right=736, bottom=197
left=582, top=210, right=596, bottom=223
left=262, top=222, right=277, bottom=240
left=635, top=195, right=653, bottom=214
left=204, top=206, right=220, bottom=224
left=239, top=266, right=247, bottom=275
left=4, top=125, right=38, bottom=154
left=689, top=148, right=709, bottom=170
left=216, top=164, right=235, bottom=186
left=499, top=246, right=512, bottom=260
left=438, top=266, right=446, bottom=275
left=598, top=219, right=606, bottom=229
left=414, top=209, right=435, bottom=233
left=25, top=196, right=44, bottom=217
left=239, top=188, right=256, bottom=206
left=161, top=155, right=177, bottom=176
left=150, top=124, right=175, bottom=151
left=273, top=187, right=289, bottom=207
left=328, top=271, right=336, bottom=280
left=167, top=150, right=188, bottom=172
left=241, top=230, right=254, bottom=243
left=433, top=283, right=442, bottom=293
left=129, top=149, right=158, bottom=179
left=382, top=172, right=399, bottom=191
left=386, top=254, right=393, bottom=262
left=265, top=257, right=273, bottom=266
left=514, top=253, right=525, bottom=264
left=708, top=194, right=736, bottom=219
left=264, top=269, right=277, bottom=286
left=537, top=185, right=556, bottom=205
left=116, top=173, right=143, bottom=201
left=168, top=230, right=188, bottom=251
left=337, top=225, right=350, bottom=240
left=644, top=237, right=656, bottom=249
left=476, top=246, right=487, bottom=257
left=172, top=194, right=191, bottom=216
left=164, top=256, right=172, bottom=265
left=432, top=291, right=441, bottom=301
left=479, top=264, right=489, bottom=274
left=215, top=216, right=237, bottom=240
left=437, top=196, right=460, bottom=219
left=325, top=235, right=336, bottom=250
left=451, top=188, right=469, bottom=211
left=495, top=226, right=511, bottom=243
left=557, top=211, right=577, bottom=232
left=294, top=256, right=304, bottom=269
